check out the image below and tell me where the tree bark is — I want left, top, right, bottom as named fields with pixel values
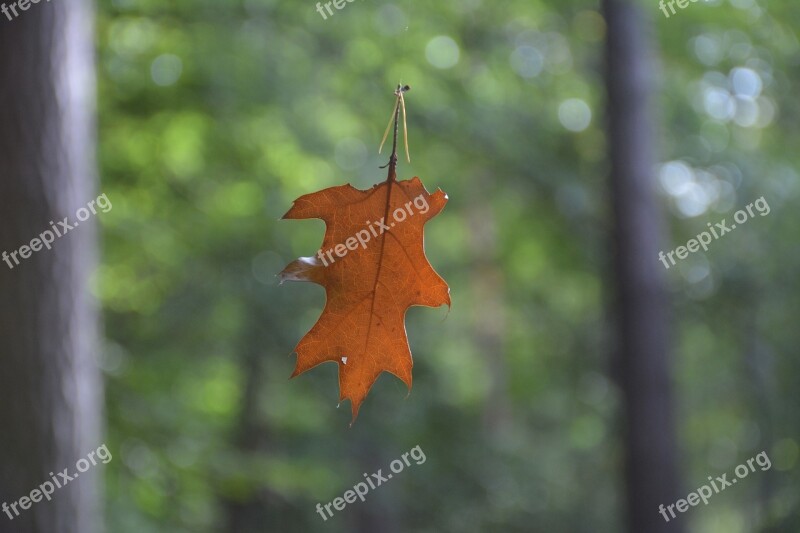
left=601, top=0, right=685, bottom=531
left=0, top=1, right=101, bottom=532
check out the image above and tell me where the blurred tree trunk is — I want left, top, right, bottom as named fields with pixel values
left=742, top=291, right=775, bottom=527
left=222, top=309, right=293, bottom=533
left=0, top=1, right=101, bottom=532
left=467, top=187, right=511, bottom=436
left=601, top=1, right=685, bottom=532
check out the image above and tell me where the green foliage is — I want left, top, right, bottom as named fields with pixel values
left=96, top=0, right=800, bottom=531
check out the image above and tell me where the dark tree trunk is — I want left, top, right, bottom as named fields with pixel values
left=601, top=1, right=685, bottom=532
left=0, top=1, right=101, bottom=532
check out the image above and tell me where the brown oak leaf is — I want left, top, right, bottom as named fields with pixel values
left=279, top=176, right=449, bottom=421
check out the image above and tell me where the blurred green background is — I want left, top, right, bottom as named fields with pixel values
left=93, top=0, right=799, bottom=531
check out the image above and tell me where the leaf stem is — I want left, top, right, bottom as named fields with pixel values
left=380, top=84, right=410, bottom=183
